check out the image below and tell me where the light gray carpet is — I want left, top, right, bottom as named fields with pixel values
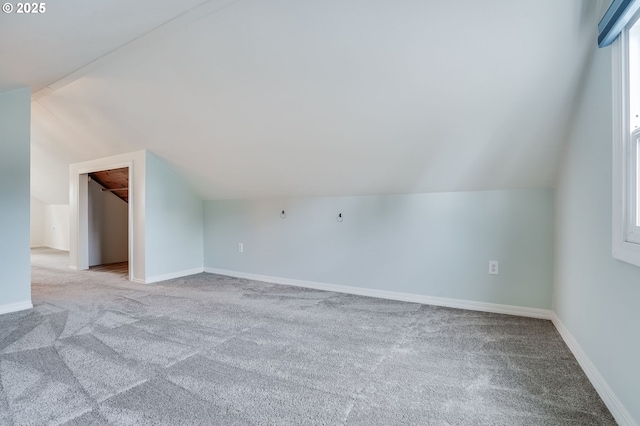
left=0, top=248, right=615, bottom=425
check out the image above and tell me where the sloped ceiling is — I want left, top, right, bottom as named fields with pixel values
left=0, top=0, right=221, bottom=93
left=16, top=0, right=600, bottom=203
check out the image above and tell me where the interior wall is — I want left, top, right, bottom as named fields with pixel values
left=0, top=87, right=32, bottom=312
left=87, top=180, right=127, bottom=265
left=70, top=150, right=201, bottom=283
left=204, top=189, right=554, bottom=309
left=554, top=43, right=640, bottom=422
left=30, top=196, right=45, bottom=247
left=29, top=198, right=70, bottom=251
left=44, top=204, right=70, bottom=251
left=144, top=152, right=203, bottom=282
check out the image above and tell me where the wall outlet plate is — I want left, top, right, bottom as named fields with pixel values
left=237, top=243, right=244, bottom=253
left=489, top=260, right=499, bottom=275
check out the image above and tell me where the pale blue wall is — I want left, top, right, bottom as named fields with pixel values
left=145, top=152, right=203, bottom=279
left=0, top=88, right=31, bottom=308
left=555, top=46, right=640, bottom=421
left=204, top=189, right=554, bottom=309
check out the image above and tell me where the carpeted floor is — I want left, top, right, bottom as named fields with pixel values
left=0, top=248, right=615, bottom=425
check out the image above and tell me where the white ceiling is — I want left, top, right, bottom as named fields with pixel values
left=3, top=0, right=600, bottom=203
left=0, top=0, right=228, bottom=92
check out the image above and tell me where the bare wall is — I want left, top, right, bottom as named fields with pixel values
left=0, top=87, right=31, bottom=312
left=144, top=152, right=203, bottom=281
left=30, top=196, right=45, bottom=247
left=554, top=40, right=640, bottom=423
left=44, top=204, right=70, bottom=251
left=204, top=189, right=554, bottom=309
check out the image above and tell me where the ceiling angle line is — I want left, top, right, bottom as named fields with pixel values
left=31, top=0, right=243, bottom=101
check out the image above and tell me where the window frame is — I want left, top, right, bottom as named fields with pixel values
left=612, top=12, right=640, bottom=266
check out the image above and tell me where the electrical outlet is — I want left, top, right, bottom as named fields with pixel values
left=489, top=261, right=499, bottom=275
left=237, top=243, right=244, bottom=253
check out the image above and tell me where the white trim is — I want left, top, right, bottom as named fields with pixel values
left=0, top=301, right=33, bottom=315
left=612, top=20, right=640, bottom=267
left=203, top=267, right=552, bottom=320
left=551, top=313, right=638, bottom=426
left=70, top=151, right=146, bottom=282
left=144, top=267, right=204, bottom=284
left=628, top=129, right=640, bottom=243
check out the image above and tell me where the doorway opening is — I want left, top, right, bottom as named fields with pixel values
left=86, top=167, right=129, bottom=279
left=70, top=152, right=143, bottom=282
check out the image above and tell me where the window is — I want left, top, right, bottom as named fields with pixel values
left=612, top=9, right=640, bottom=266
left=627, top=129, right=640, bottom=244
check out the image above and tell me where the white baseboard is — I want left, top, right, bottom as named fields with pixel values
left=203, top=267, right=636, bottom=423
left=144, top=267, right=204, bottom=284
left=551, top=313, right=637, bottom=426
left=203, top=267, right=552, bottom=320
left=0, top=301, right=33, bottom=315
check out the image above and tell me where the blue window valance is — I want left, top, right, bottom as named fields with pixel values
left=599, top=0, right=640, bottom=47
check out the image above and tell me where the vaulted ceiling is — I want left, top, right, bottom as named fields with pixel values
left=1, top=0, right=602, bottom=204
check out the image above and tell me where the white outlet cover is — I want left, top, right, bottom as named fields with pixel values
left=237, top=243, right=244, bottom=253
left=489, top=261, right=499, bottom=275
